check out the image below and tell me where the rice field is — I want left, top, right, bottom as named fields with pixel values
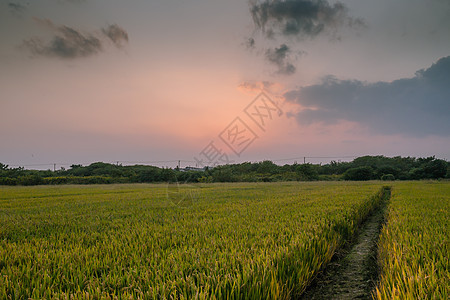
left=375, top=181, right=450, bottom=299
left=0, top=182, right=387, bottom=299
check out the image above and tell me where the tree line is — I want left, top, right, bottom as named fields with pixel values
left=0, top=156, right=448, bottom=186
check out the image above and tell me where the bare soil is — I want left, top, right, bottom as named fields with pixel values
left=300, top=200, right=387, bottom=299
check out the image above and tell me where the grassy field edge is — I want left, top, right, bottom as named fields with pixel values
left=374, top=182, right=450, bottom=299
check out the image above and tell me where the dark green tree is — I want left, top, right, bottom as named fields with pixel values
left=344, top=166, right=375, bottom=181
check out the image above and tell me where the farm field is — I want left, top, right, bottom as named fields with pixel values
left=0, top=182, right=387, bottom=299
left=375, top=181, right=450, bottom=299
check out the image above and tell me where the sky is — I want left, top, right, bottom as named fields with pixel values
left=1, top=0, right=449, bottom=169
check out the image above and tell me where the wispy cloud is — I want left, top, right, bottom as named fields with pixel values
left=7, top=2, right=28, bottom=17
left=238, top=80, right=275, bottom=93
left=102, top=24, right=129, bottom=48
left=22, top=19, right=129, bottom=59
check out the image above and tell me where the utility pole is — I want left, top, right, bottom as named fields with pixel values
left=303, top=157, right=306, bottom=164
left=178, top=160, right=180, bottom=169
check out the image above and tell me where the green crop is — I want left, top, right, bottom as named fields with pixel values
left=0, top=182, right=386, bottom=299
left=375, top=181, right=450, bottom=299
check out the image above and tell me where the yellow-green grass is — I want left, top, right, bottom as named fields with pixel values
left=1, top=182, right=385, bottom=299
left=375, top=181, right=450, bottom=299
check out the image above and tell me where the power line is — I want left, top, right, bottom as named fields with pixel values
left=7, top=163, right=73, bottom=168
left=272, top=156, right=357, bottom=162
left=118, top=160, right=196, bottom=164
left=4, top=156, right=362, bottom=170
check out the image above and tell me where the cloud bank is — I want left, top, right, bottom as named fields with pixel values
left=284, top=56, right=450, bottom=137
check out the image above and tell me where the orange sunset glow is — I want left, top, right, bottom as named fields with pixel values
left=1, top=0, right=449, bottom=168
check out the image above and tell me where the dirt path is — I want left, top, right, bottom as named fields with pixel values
left=300, top=200, right=388, bottom=299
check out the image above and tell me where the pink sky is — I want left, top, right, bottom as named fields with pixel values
left=1, top=0, right=449, bottom=169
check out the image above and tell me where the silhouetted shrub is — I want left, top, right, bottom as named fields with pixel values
left=381, top=174, right=395, bottom=181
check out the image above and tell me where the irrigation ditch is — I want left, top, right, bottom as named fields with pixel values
left=300, top=186, right=391, bottom=299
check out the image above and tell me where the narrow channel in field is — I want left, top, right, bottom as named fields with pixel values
left=301, top=188, right=390, bottom=299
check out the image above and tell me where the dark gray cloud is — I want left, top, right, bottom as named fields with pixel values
left=284, top=56, right=450, bottom=136
left=265, top=44, right=296, bottom=75
left=23, top=22, right=102, bottom=58
left=245, top=37, right=256, bottom=50
left=249, top=0, right=365, bottom=39
left=22, top=19, right=129, bottom=59
left=7, top=2, right=28, bottom=17
left=102, top=24, right=129, bottom=48
left=246, top=0, right=364, bottom=76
